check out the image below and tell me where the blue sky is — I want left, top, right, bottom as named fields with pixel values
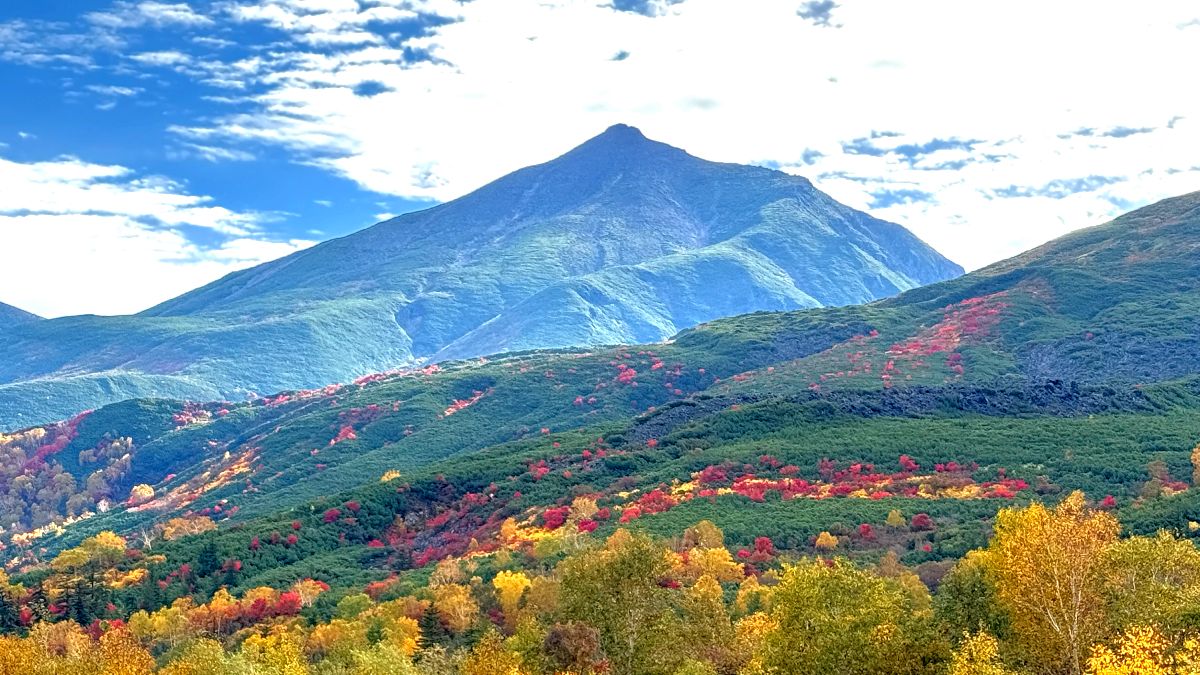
left=1, top=0, right=1198, bottom=318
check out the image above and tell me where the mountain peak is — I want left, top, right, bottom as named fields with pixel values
left=562, top=123, right=684, bottom=166
left=599, top=123, right=646, bottom=139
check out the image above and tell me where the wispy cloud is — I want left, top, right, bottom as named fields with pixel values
left=129, top=49, right=194, bottom=66
left=86, top=84, right=144, bottom=96
left=86, top=1, right=213, bottom=29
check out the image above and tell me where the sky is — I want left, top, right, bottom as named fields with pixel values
left=1, top=0, right=1197, bottom=319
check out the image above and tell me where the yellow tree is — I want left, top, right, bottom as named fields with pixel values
left=814, top=531, right=838, bottom=550
left=1087, top=625, right=1200, bottom=675
left=682, top=521, right=725, bottom=550
left=948, top=632, right=1018, bottom=675
left=432, top=583, right=479, bottom=634
left=988, top=491, right=1119, bottom=675
left=158, top=638, right=237, bottom=675
left=429, top=559, right=465, bottom=587
left=98, top=628, right=156, bottom=675
left=679, top=546, right=743, bottom=583
left=306, top=619, right=365, bottom=662
left=161, top=516, right=216, bottom=541
left=734, top=576, right=772, bottom=616
left=492, top=570, right=531, bottom=632
left=346, top=643, right=420, bottom=674
left=732, top=612, right=777, bottom=674
left=461, top=630, right=525, bottom=675
left=0, top=635, right=39, bottom=674
left=682, top=575, right=735, bottom=671
left=240, top=629, right=308, bottom=675
left=558, top=530, right=681, bottom=674
left=291, top=578, right=329, bottom=607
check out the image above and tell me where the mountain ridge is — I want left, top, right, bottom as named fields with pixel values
left=0, top=301, right=41, bottom=325
left=0, top=125, right=962, bottom=430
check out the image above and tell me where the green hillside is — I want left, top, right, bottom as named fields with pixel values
left=2, top=191, right=1197, bottom=563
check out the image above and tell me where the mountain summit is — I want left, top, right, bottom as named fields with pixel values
left=0, top=126, right=962, bottom=429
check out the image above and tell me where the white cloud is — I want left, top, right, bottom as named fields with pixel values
left=224, top=0, right=416, bottom=45
left=86, top=2, right=213, bottom=29
left=170, top=0, right=1200, bottom=270
left=86, top=84, right=143, bottom=96
left=0, top=154, right=314, bottom=318
left=129, top=50, right=193, bottom=66
left=176, top=142, right=257, bottom=162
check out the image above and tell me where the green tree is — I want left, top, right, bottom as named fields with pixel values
left=760, top=558, right=944, bottom=675
left=559, top=530, right=681, bottom=674
left=1102, top=530, right=1200, bottom=633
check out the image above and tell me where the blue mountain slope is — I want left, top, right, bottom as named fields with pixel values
left=0, top=301, right=41, bottom=326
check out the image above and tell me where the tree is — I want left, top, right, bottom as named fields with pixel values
left=98, top=628, right=156, bottom=675
left=461, top=629, right=525, bottom=675
left=239, top=630, right=307, bottom=675
left=432, top=584, right=478, bottom=634
left=492, top=570, right=531, bottom=632
left=987, top=491, right=1119, bottom=675
left=0, top=635, right=38, bottom=673
left=559, top=530, right=681, bottom=674
left=681, top=575, right=735, bottom=671
left=948, top=632, right=1019, bottom=675
left=161, top=516, right=216, bottom=541
left=759, top=558, right=943, bottom=674
left=195, top=541, right=221, bottom=577
left=1087, top=625, right=1200, bottom=675
left=886, top=509, right=907, bottom=528
left=418, top=604, right=451, bottom=648
left=0, top=571, right=23, bottom=633
left=1101, top=531, right=1200, bottom=633
left=127, top=484, right=154, bottom=507
left=544, top=621, right=605, bottom=674
left=934, top=550, right=1011, bottom=644
left=682, top=521, right=725, bottom=550
left=814, top=531, right=838, bottom=550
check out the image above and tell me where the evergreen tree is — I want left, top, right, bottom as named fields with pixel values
left=196, top=541, right=221, bottom=577
left=419, top=604, right=451, bottom=648
left=0, top=590, right=20, bottom=634
left=366, top=617, right=386, bottom=646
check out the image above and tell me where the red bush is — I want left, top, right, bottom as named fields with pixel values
left=542, top=506, right=570, bottom=530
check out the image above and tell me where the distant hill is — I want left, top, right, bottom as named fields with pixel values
left=0, top=301, right=40, bottom=326
left=0, top=124, right=961, bottom=430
